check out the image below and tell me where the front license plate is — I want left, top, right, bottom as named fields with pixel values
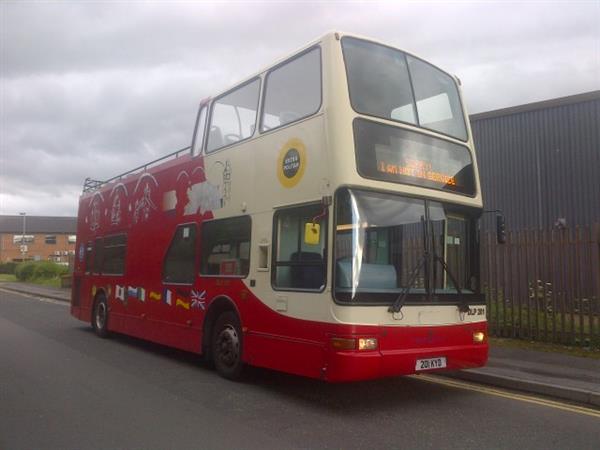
left=415, top=357, right=447, bottom=371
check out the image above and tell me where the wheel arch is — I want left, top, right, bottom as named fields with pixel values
left=90, top=288, right=108, bottom=324
left=202, top=295, right=241, bottom=357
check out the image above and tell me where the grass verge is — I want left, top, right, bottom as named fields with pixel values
left=0, top=274, right=61, bottom=288
left=0, top=274, right=17, bottom=282
left=31, top=277, right=62, bottom=288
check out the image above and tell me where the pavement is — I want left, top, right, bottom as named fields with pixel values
left=446, top=346, right=600, bottom=407
left=1, top=280, right=599, bottom=408
left=0, top=281, right=71, bottom=302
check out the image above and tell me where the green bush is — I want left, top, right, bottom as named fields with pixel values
left=15, top=261, right=36, bottom=281
left=15, top=261, right=68, bottom=281
left=0, top=262, right=17, bottom=274
left=33, top=261, right=68, bottom=279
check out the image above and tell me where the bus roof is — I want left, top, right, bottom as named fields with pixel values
left=203, top=31, right=458, bottom=105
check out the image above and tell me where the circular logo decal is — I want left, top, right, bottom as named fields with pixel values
left=277, top=138, right=306, bottom=188
left=282, top=148, right=301, bottom=179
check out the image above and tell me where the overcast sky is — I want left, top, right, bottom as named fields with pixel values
left=1, top=0, right=598, bottom=217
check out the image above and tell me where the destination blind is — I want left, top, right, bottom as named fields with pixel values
left=353, top=118, right=476, bottom=196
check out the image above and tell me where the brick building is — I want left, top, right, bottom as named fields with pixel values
left=0, top=215, right=77, bottom=264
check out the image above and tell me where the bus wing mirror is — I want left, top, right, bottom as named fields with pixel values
left=496, top=214, right=507, bottom=244
left=304, top=222, right=321, bottom=245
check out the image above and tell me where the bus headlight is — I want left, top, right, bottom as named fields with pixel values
left=473, top=331, right=486, bottom=343
left=358, top=338, right=378, bottom=351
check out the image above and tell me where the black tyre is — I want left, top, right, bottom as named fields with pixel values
left=212, top=311, right=244, bottom=380
left=92, top=294, right=110, bottom=338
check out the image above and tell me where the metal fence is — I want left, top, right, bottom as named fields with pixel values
left=481, top=223, right=600, bottom=348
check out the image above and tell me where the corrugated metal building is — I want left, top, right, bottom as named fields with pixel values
left=470, top=90, right=600, bottom=231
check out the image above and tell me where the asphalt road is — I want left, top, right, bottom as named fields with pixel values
left=1, top=289, right=599, bottom=450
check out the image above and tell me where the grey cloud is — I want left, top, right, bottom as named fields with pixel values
left=1, top=1, right=599, bottom=216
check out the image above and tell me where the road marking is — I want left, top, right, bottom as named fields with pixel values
left=0, top=288, right=69, bottom=306
left=414, top=374, right=600, bottom=418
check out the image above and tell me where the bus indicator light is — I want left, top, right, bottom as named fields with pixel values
left=331, top=337, right=356, bottom=350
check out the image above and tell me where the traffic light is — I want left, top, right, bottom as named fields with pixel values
left=496, top=214, right=507, bottom=244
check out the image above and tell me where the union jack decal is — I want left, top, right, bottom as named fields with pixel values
left=191, top=289, right=206, bottom=310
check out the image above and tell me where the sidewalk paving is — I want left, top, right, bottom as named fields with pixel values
left=444, top=346, right=600, bottom=407
left=1, top=280, right=599, bottom=407
left=0, top=281, right=70, bottom=302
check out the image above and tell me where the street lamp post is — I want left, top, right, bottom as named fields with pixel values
left=19, top=212, right=26, bottom=261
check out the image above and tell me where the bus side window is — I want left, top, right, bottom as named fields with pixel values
left=260, top=47, right=321, bottom=132
left=200, top=216, right=251, bottom=277
left=163, top=224, right=198, bottom=284
left=272, top=204, right=327, bottom=291
left=102, top=234, right=127, bottom=276
left=191, top=105, right=208, bottom=156
left=84, top=241, right=93, bottom=274
left=206, top=79, right=261, bottom=153
left=92, top=237, right=103, bottom=275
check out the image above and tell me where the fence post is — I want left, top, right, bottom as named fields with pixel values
left=534, top=229, right=542, bottom=341
left=549, top=230, right=565, bottom=342
left=508, top=230, right=515, bottom=338
left=541, top=228, right=549, bottom=341
left=592, top=223, right=600, bottom=346
left=558, top=228, right=566, bottom=344
left=577, top=227, right=591, bottom=347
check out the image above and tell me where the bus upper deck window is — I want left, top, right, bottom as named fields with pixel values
left=260, top=47, right=321, bottom=132
left=206, top=79, right=261, bottom=153
left=192, top=105, right=208, bottom=156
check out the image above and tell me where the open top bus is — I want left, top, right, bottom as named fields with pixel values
left=71, top=32, right=488, bottom=382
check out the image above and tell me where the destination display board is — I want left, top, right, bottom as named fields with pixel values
left=353, top=118, right=476, bottom=196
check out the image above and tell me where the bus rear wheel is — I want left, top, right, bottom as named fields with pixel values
left=92, top=294, right=109, bottom=338
left=212, top=311, right=244, bottom=380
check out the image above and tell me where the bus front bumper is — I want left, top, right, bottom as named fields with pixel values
left=323, top=322, right=489, bottom=382
left=324, top=343, right=488, bottom=382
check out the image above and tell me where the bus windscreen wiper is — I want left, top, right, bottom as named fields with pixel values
left=389, top=215, right=430, bottom=314
left=388, top=255, right=425, bottom=314
left=389, top=205, right=470, bottom=315
left=429, top=218, right=470, bottom=313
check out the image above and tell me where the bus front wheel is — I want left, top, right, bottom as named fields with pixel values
left=92, top=294, right=110, bottom=338
left=212, top=311, right=244, bottom=380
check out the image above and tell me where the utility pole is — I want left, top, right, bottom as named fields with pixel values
left=19, top=212, right=26, bottom=261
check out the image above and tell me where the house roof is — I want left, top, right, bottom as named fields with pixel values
left=0, top=215, right=77, bottom=234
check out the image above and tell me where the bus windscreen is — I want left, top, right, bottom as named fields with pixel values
left=342, top=36, right=468, bottom=141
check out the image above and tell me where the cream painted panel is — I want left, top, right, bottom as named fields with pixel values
left=252, top=114, right=330, bottom=214
left=242, top=116, right=336, bottom=324
left=203, top=137, right=258, bottom=220
left=330, top=303, right=487, bottom=327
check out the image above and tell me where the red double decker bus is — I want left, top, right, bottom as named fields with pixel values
left=71, top=32, right=488, bottom=381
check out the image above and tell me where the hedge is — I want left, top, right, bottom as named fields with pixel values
left=0, top=262, right=17, bottom=274
left=15, top=261, right=69, bottom=281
